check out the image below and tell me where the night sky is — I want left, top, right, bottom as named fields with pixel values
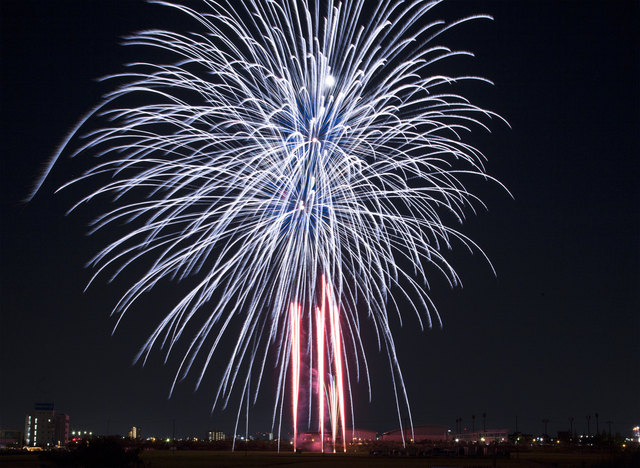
left=1, top=0, right=638, bottom=441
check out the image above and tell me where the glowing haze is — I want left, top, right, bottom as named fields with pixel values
left=33, top=0, right=505, bottom=444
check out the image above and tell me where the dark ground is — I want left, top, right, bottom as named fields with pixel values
left=2, top=447, right=638, bottom=468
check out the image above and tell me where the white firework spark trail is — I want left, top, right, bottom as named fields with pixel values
left=32, top=0, right=507, bottom=443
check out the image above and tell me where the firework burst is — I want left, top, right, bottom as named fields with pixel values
left=33, top=0, right=506, bottom=443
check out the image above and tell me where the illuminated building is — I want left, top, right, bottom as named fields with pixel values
left=127, top=426, right=141, bottom=440
left=207, top=430, right=226, bottom=441
left=23, top=403, right=69, bottom=447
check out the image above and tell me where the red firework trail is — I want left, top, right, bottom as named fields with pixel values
left=291, top=276, right=347, bottom=452
left=290, top=302, right=302, bottom=452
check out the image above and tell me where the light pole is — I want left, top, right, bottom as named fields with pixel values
left=569, top=417, right=573, bottom=440
left=586, top=415, right=591, bottom=438
left=515, top=416, right=519, bottom=459
left=483, top=413, right=486, bottom=433
left=595, top=413, right=599, bottom=435
left=472, top=415, right=476, bottom=434
left=542, top=419, right=549, bottom=440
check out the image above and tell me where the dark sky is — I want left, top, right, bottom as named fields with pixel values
left=1, top=0, right=638, bottom=441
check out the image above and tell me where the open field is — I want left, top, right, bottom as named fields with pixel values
left=2, top=449, right=636, bottom=468
left=136, top=450, right=632, bottom=468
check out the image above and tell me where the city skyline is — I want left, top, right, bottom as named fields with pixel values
left=7, top=401, right=637, bottom=445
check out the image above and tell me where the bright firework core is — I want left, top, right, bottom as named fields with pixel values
left=291, top=277, right=347, bottom=453
left=325, top=75, right=336, bottom=87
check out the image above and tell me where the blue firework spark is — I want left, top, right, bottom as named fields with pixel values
left=34, top=0, right=506, bottom=439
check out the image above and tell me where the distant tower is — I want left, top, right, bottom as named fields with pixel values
left=127, top=427, right=141, bottom=440
left=24, top=404, right=69, bottom=447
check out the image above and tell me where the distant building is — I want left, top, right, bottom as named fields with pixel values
left=0, top=429, right=23, bottom=448
left=24, top=403, right=69, bottom=447
left=296, top=430, right=332, bottom=451
left=452, top=429, right=510, bottom=443
left=127, top=427, right=141, bottom=440
left=382, top=425, right=448, bottom=442
left=346, top=428, right=377, bottom=443
left=207, top=429, right=226, bottom=441
left=296, top=428, right=376, bottom=451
